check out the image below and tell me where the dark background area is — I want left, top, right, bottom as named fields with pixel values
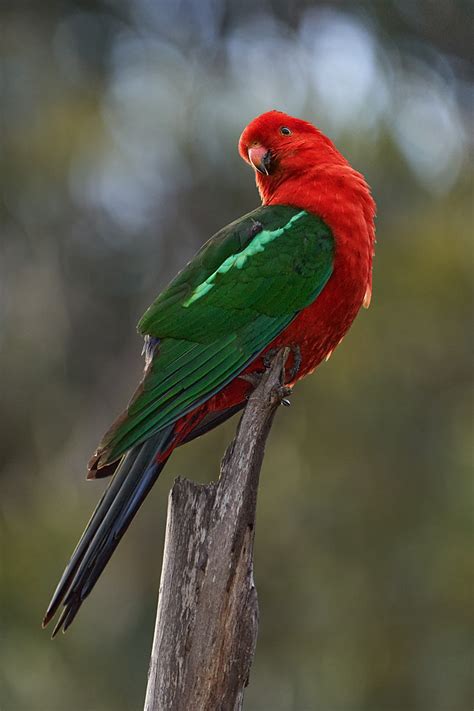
left=1, top=1, right=472, bottom=709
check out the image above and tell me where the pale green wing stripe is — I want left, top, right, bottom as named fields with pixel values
left=183, top=211, right=306, bottom=307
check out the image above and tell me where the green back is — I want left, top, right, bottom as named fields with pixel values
left=96, top=205, right=334, bottom=466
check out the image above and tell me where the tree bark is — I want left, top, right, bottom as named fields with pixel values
left=143, top=348, right=290, bottom=711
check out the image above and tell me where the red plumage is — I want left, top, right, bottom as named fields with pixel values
left=157, top=110, right=376, bottom=461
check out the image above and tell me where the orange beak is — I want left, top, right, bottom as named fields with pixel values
left=248, top=145, right=271, bottom=175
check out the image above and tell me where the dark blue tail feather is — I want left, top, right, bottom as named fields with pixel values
left=43, top=426, right=175, bottom=635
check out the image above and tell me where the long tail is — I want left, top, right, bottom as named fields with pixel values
left=42, top=425, right=175, bottom=636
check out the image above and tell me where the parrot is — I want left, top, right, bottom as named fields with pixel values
left=43, top=110, right=376, bottom=635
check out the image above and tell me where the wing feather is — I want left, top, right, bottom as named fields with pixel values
left=93, top=206, right=334, bottom=469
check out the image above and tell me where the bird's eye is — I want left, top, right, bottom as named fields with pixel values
left=280, top=126, right=292, bottom=136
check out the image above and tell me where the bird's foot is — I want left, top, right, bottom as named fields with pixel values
left=239, top=372, right=263, bottom=388
left=287, top=343, right=302, bottom=382
left=240, top=371, right=292, bottom=406
left=263, top=347, right=279, bottom=369
left=241, top=346, right=288, bottom=389
left=264, top=343, right=301, bottom=384
left=241, top=350, right=293, bottom=406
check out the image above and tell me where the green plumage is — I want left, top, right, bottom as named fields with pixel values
left=96, top=205, right=334, bottom=466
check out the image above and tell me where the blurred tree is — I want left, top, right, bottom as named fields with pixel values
left=1, top=1, right=472, bottom=710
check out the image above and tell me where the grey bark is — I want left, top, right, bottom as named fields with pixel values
left=143, top=348, right=290, bottom=711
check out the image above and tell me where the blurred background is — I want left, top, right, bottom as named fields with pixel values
left=1, top=1, right=472, bottom=709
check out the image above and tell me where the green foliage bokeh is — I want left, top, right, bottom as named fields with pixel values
left=1, top=1, right=472, bottom=709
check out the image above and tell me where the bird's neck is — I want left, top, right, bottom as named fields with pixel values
left=258, top=164, right=374, bottom=231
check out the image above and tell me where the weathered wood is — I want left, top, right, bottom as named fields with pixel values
left=144, top=348, right=290, bottom=711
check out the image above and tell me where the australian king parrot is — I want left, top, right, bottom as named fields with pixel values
left=43, top=110, right=376, bottom=635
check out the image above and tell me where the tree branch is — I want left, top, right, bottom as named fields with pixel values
left=144, top=348, right=290, bottom=711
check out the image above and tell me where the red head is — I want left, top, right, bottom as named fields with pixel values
left=239, top=110, right=349, bottom=203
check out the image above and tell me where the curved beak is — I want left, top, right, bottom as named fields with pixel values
left=248, top=145, right=272, bottom=175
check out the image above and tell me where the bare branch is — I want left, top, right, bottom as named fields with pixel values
left=144, top=348, right=290, bottom=711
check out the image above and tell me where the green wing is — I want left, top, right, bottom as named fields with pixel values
left=95, top=205, right=334, bottom=466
